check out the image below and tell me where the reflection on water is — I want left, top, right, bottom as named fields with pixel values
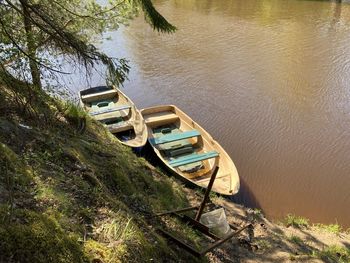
left=77, top=0, right=350, bottom=226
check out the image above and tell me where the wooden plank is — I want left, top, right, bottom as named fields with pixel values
left=169, top=151, right=219, bottom=167
left=89, top=105, right=131, bottom=116
left=150, top=130, right=200, bottom=145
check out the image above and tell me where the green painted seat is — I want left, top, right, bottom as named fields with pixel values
left=152, top=127, right=191, bottom=151
left=158, top=140, right=191, bottom=151
left=168, top=151, right=219, bottom=168
left=90, top=105, right=131, bottom=116
left=150, top=130, right=200, bottom=145
left=168, top=146, right=202, bottom=172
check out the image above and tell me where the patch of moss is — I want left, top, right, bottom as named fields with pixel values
left=0, top=143, right=33, bottom=185
left=0, top=207, right=87, bottom=263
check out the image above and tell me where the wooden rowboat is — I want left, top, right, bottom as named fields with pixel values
left=79, top=85, right=147, bottom=148
left=140, top=105, right=240, bottom=195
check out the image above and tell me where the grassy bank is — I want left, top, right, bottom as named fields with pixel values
left=0, top=84, right=349, bottom=263
left=0, top=84, right=200, bottom=262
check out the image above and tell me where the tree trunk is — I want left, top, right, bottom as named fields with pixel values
left=20, top=0, right=42, bottom=90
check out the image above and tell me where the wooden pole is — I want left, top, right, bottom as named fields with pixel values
left=195, top=166, right=219, bottom=221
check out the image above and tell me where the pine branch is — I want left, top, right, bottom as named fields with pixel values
left=0, top=16, right=70, bottom=75
left=136, top=0, right=176, bottom=33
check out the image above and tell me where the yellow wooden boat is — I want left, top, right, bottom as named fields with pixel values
left=79, top=86, right=147, bottom=148
left=140, top=105, right=240, bottom=195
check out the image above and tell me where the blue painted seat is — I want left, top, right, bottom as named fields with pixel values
left=90, top=105, right=131, bottom=116
left=150, top=130, right=200, bottom=145
left=168, top=151, right=219, bottom=167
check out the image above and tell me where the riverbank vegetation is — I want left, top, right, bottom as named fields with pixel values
left=0, top=83, right=199, bottom=262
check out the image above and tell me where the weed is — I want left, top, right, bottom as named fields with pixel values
left=312, top=245, right=350, bottom=263
left=288, top=235, right=304, bottom=246
left=96, top=216, right=136, bottom=244
left=61, top=101, right=87, bottom=132
left=314, top=223, right=342, bottom=235
left=284, top=214, right=309, bottom=228
left=255, top=239, right=272, bottom=251
left=251, top=208, right=263, bottom=220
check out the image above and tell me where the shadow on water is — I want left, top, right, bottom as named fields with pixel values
left=230, top=178, right=263, bottom=212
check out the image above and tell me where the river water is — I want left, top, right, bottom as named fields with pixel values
left=74, top=0, right=350, bottom=227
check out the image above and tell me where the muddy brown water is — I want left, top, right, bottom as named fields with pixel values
left=74, top=0, right=350, bottom=227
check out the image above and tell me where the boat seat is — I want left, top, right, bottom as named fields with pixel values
left=90, top=105, right=131, bottom=116
left=108, top=121, right=133, bottom=133
left=152, top=127, right=191, bottom=150
left=81, top=89, right=118, bottom=103
left=158, top=140, right=192, bottom=151
left=168, top=151, right=219, bottom=167
left=168, top=146, right=203, bottom=172
left=144, top=113, right=179, bottom=126
left=150, top=130, right=200, bottom=145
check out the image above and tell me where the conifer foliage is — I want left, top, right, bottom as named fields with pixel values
left=0, top=0, right=175, bottom=91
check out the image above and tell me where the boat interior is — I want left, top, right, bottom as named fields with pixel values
left=80, top=86, right=138, bottom=143
left=144, top=110, right=218, bottom=179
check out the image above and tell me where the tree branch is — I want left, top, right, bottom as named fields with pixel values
left=0, top=16, right=71, bottom=75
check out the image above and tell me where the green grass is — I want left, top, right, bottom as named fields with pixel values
left=314, top=223, right=342, bottom=235
left=61, top=101, right=87, bottom=119
left=254, top=239, right=272, bottom=251
left=251, top=208, right=263, bottom=220
left=0, top=85, right=199, bottom=262
left=59, top=100, right=87, bottom=131
left=284, top=214, right=309, bottom=228
left=312, top=245, right=350, bottom=263
left=0, top=206, right=87, bottom=263
left=96, top=215, right=136, bottom=243
left=288, top=235, right=304, bottom=246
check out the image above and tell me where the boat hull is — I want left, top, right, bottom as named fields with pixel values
left=141, top=105, right=239, bottom=195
